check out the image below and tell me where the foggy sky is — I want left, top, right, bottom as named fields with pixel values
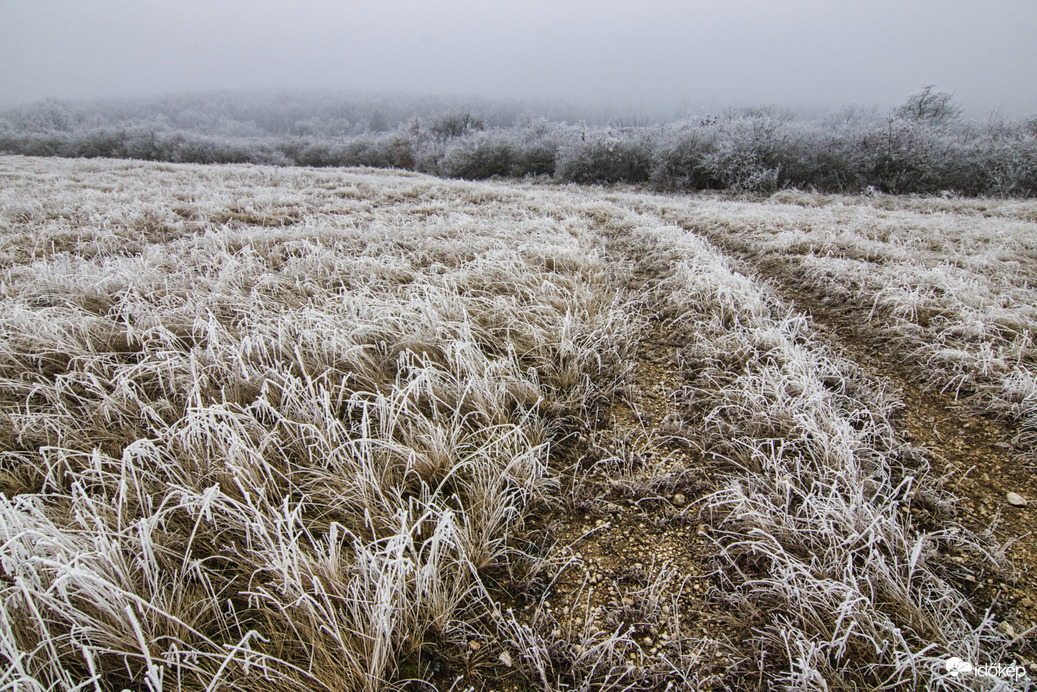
left=2, top=0, right=1036, bottom=117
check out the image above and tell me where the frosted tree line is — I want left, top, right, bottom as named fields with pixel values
left=2, top=86, right=1034, bottom=196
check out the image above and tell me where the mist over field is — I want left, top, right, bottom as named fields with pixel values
left=2, top=0, right=1036, bottom=117
left=3, top=2, right=1037, bottom=197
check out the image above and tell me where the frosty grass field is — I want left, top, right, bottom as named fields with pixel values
left=1, top=155, right=1035, bottom=690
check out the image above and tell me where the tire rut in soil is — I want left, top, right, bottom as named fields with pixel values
left=720, top=255, right=1037, bottom=658
left=523, top=229, right=752, bottom=688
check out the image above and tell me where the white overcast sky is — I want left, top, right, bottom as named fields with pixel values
left=2, top=0, right=1035, bottom=116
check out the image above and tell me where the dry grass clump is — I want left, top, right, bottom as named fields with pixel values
left=624, top=220, right=1013, bottom=689
left=0, top=156, right=638, bottom=689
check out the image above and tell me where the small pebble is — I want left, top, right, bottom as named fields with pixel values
left=1006, top=492, right=1028, bottom=507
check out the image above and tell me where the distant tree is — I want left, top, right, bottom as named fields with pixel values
left=429, top=111, right=483, bottom=139
left=823, top=104, right=882, bottom=131
left=895, top=85, right=962, bottom=125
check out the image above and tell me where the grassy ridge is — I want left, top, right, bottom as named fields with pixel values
left=629, top=222, right=1008, bottom=688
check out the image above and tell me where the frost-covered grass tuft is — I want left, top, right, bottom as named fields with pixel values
left=0, top=157, right=638, bottom=690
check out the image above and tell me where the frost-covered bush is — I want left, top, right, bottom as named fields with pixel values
left=439, top=131, right=516, bottom=179
left=650, top=124, right=724, bottom=191
left=162, top=133, right=263, bottom=165
left=508, top=118, right=560, bottom=177
left=0, top=131, right=67, bottom=157
left=773, top=124, right=866, bottom=192
left=511, top=140, right=557, bottom=177
left=703, top=110, right=792, bottom=193
left=281, top=137, right=399, bottom=169
left=555, top=129, right=654, bottom=184
left=336, top=134, right=400, bottom=169
left=861, top=117, right=960, bottom=194
left=853, top=115, right=1023, bottom=197
left=288, top=139, right=336, bottom=167
left=974, top=124, right=1037, bottom=197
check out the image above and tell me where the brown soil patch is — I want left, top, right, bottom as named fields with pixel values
left=500, top=219, right=768, bottom=689
left=429, top=266, right=753, bottom=689
left=533, top=315, right=746, bottom=688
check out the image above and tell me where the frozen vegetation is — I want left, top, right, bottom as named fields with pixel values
left=1, top=87, right=1035, bottom=196
left=625, top=191, right=1037, bottom=463
left=0, top=156, right=1032, bottom=690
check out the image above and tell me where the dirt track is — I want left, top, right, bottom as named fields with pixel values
left=508, top=195, right=1037, bottom=689
left=734, top=261, right=1037, bottom=657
